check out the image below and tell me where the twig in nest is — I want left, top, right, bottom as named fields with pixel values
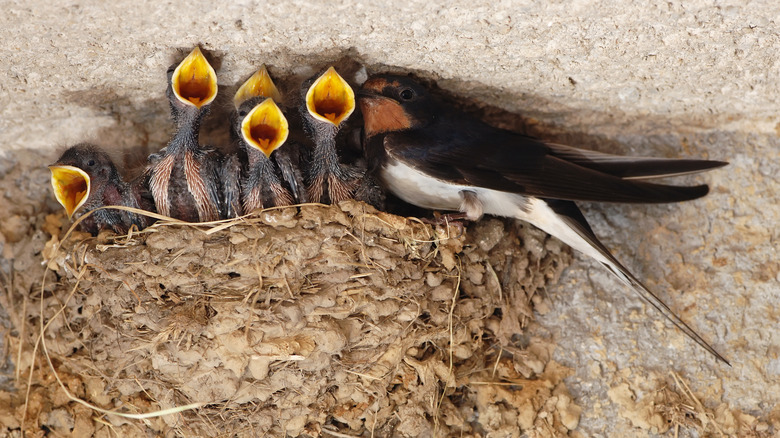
left=491, top=346, right=503, bottom=379
left=433, top=257, right=462, bottom=434
left=322, top=426, right=362, bottom=438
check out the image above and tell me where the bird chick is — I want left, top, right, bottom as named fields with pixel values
left=299, top=66, right=358, bottom=204
left=50, top=143, right=154, bottom=235
left=233, top=66, right=306, bottom=208
left=147, top=47, right=224, bottom=222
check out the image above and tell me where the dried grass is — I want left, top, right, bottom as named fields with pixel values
left=0, top=201, right=771, bottom=436
left=606, top=370, right=772, bottom=437
left=5, top=200, right=581, bottom=436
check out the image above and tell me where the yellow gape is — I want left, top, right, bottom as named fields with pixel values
left=305, top=67, right=355, bottom=126
left=172, top=47, right=218, bottom=108
left=234, top=65, right=282, bottom=108
left=241, top=98, right=289, bottom=158
left=49, top=165, right=91, bottom=218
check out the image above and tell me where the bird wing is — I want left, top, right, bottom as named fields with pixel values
left=199, top=148, right=227, bottom=220
left=128, top=171, right=157, bottom=229
left=274, top=143, right=308, bottom=204
left=544, top=142, right=728, bottom=180
left=542, top=199, right=729, bottom=364
left=385, top=120, right=718, bottom=204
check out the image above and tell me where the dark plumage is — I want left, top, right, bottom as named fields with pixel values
left=299, top=67, right=359, bottom=204
left=233, top=97, right=294, bottom=210
left=147, top=47, right=224, bottom=222
left=220, top=153, right=243, bottom=218
left=50, top=143, right=154, bottom=235
left=359, top=74, right=729, bottom=364
left=232, top=67, right=306, bottom=211
left=273, top=143, right=308, bottom=205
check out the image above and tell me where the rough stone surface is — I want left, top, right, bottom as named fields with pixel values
left=1, top=0, right=778, bottom=436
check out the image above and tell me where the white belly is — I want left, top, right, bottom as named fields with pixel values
left=380, top=158, right=607, bottom=265
left=381, top=159, right=462, bottom=211
left=381, top=159, right=530, bottom=219
left=377, top=153, right=723, bottom=360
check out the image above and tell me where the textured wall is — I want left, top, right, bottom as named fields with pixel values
left=1, top=0, right=778, bottom=434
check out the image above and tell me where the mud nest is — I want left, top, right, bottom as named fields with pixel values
left=13, top=201, right=582, bottom=437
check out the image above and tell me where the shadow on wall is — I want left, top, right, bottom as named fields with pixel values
left=27, top=50, right=727, bottom=222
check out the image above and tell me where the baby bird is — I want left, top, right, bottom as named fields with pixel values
left=147, top=47, right=223, bottom=222
left=234, top=96, right=293, bottom=210
left=299, top=67, right=358, bottom=203
left=50, top=143, right=154, bottom=235
left=233, top=67, right=306, bottom=210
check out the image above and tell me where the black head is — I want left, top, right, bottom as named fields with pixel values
left=227, top=96, right=264, bottom=145
left=53, top=143, right=119, bottom=182
left=358, top=74, right=435, bottom=136
left=232, top=96, right=266, bottom=134
left=232, top=96, right=267, bottom=128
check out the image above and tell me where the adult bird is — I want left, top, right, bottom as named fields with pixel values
left=299, top=66, right=357, bottom=204
left=358, top=74, right=730, bottom=364
left=50, top=143, right=154, bottom=235
left=147, top=47, right=224, bottom=222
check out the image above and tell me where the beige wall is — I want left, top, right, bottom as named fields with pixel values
left=1, top=1, right=778, bottom=433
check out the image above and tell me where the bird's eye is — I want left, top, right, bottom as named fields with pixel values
left=239, top=110, right=247, bottom=117
left=87, top=159, right=95, bottom=166
left=399, top=89, right=414, bottom=100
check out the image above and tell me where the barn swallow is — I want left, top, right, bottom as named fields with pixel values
left=147, top=47, right=223, bottom=222
left=233, top=97, right=294, bottom=210
left=50, top=143, right=154, bottom=235
left=233, top=67, right=306, bottom=208
left=300, top=67, right=358, bottom=203
left=359, top=74, right=730, bottom=364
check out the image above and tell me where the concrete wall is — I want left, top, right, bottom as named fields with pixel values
left=1, top=0, right=778, bottom=434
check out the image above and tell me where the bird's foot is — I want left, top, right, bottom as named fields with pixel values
left=421, top=212, right=470, bottom=226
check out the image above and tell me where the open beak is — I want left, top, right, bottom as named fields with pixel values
left=305, top=66, right=355, bottom=126
left=172, top=47, right=218, bottom=108
left=49, top=165, right=90, bottom=219
left=241, top=98, right=289, bottom=158
left=234, top=65, right=282, bottom=109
